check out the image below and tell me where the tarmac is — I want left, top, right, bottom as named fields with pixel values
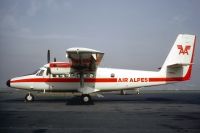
left=0, top=88, right=200, bottom=133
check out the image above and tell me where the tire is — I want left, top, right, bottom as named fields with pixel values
left=120, top=90, right=126, bottom=95
left=25, top=93, right=34, bottom=102
left=81, top=94, right=91, bottom=103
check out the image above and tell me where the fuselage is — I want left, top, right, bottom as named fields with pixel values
left=8, top=63, right=187, bottom=93
left=7, top=34, right=196, bottom=93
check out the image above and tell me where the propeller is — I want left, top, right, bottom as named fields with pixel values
left=47, top=50, right=51, bottom=75
left=47, top=50, right=50, bottom=63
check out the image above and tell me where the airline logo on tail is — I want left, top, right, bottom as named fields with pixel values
left=177, top=45, right=191, bottom=55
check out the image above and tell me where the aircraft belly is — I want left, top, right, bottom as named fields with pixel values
left=46, top=82, right=80, bottom=92
left=95, top=82, right=121, bottom=91
left=95, top=81, right=168, bottom=91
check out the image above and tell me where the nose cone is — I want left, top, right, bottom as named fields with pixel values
left=6, top=79, right=10, bottom=87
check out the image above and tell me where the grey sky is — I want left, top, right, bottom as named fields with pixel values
left=0, top=0, right=200, bottom=89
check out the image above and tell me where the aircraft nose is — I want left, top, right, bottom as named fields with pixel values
left=6, top=79, right=10, bottom=87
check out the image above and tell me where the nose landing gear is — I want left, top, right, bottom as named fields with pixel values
left=25, top=92, right=34, bottom=102
left=81, top=94, right=92, bottom=103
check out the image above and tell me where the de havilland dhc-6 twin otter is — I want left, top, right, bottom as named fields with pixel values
left=7, top=34, right=196, bottom=103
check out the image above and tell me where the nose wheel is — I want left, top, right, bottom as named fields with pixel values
left=25, top=93, right=34, bottom=102
left=81, top=94, right=92, bottom=103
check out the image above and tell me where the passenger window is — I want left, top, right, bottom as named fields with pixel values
left=111, top=73, right=115, bottom=78
left=65, top=74, right=69, bottom=78
left=83, top=74, right=87, bottom=78
left=90, top=73, right=94, bottom=78
left=60, top=75, right=65, bottom=78
left=70, top=73, right=74, bottom=77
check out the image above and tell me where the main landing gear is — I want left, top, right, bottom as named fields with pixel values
left=24, top=92, right=92, bottom=104
left=81, top=94, right=92, bottom=104
left=25, top=92, right=34, bottom=102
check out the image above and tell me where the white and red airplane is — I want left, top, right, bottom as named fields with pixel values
left=7, top=34, right=196, bottom=103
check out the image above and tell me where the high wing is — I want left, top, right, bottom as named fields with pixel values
left=49, top=48, right=104, bottom=75
left=48, top=47, right=104, bottom=94
left=66, top=47, right=104, bottom=72
left=66, top=47, right=104, bottom=94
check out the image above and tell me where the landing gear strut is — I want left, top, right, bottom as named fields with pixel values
left=79, top=71, right=92, bottom=103
left=120, top=90, right=126, bottom=95
left=81, top=94, right=92, bottom=103
left=25, top=92, right=34, bottom=102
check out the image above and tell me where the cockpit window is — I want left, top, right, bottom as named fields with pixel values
left=36, top=70, right=45, bottom=76
left=32, top=69, right=40, bottom=75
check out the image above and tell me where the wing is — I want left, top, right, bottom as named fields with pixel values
left=49, top=47, right=104, bottom=94
left=66, top=47, right=104, bottom=72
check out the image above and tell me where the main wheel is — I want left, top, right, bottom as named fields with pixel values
left=81, top=94, right=91, bottom=103
left=25, top=93, right=34, bottom=102
left=120, top=90, right=126, bottom=95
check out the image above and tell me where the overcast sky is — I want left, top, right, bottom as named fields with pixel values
left=0, top=0, right=200, bottom=89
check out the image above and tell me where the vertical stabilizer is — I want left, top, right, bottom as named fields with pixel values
left=161, top=34, right=196, bottom=81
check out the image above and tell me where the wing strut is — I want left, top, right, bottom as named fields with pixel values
left=78, top=51, right=85, bottom=88
left=80, top=72, right=84, bottom=88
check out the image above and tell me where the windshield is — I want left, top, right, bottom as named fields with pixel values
left=32, top=69, right=40, bottom=75
left=36, top=70, right=45, bottom=76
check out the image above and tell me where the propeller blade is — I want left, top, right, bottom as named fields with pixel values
left=47, top=50, right=50, bottom=63
left=47, top=67, right=51, bottom=75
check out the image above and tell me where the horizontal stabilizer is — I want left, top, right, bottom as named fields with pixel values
left=167, top=63, right=194, bottom=68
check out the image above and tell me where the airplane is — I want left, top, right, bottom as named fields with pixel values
left=6, top=34, right=196, bottom=103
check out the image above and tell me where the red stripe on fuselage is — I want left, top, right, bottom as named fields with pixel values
left=11, top=78, right=118, bottom=83
left=148, top=77, right=184, bottom=82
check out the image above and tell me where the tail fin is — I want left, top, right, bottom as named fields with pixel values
left=161, top=34, right=196, bottom=81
